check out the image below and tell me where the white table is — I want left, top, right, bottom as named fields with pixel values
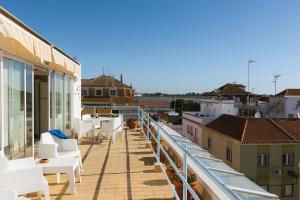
left=36, top=158, right=81, bottom=195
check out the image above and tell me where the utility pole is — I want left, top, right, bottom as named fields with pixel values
left=273, top=74, right=281, bottom=95
left=247, top=59, right=256, bottom=116
left=273, top=74, right=281, bottom=117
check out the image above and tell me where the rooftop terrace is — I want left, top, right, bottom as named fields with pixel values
left=30, top=129, right=173, bottom=200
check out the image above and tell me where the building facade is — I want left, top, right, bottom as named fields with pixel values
left=81, top=74, right=134, bottom=106
left=269, top=89, right=300, bottom=118
left=202, top=115, right=300, bottom=200
left=0, top=8, right=81, bottom=159
left=200, top=83, right=255, bottom=104
left=181, top=100, right=238, bottom=146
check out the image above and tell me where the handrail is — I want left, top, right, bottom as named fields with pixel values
left=139, top=108, right=240, bottom=200
left=139, top=109, right=200, bottom=200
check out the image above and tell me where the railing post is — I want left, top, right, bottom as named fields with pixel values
left=147, top=113, right=150, bottom=141
left=156, top=125, right=160, bottom=162
left=183, top=144, right=188, bottom=200
left=138, top=108, right=141, bottom=126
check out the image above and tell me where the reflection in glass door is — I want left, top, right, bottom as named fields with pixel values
left=3, top=58, right=33, bottom=159
left=65, top=76, right=72, bottom=133
left=55, top=73, right=64, bottom=130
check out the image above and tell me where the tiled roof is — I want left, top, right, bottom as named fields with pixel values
left=206, top=114, right=300, bottom=144
left=206, top=114, right=246, bottom=141
left=276, top=89, right=300, bottom=96
left=139, top=100, right=170, bottom=108
left=201, top=83, right=250, bottom=96
left=82, top=75, right=131, bottom=88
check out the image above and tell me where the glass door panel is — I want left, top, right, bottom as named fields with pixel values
left=3, top=58, right=26, bottom=159
left=65, top=76, right=72, bottom=133
left=55, top=73, right=63, bottom=130
left=25, top=66, right=33, bottom=157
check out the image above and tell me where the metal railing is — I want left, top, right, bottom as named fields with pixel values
left=82, top=105, right=139, bottom=121
left=138, top=108, right=201, bottom=200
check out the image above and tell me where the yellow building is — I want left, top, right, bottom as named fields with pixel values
left=202, top=114, right=300, bottom=200
left=81, top=74, right=135, bottom=106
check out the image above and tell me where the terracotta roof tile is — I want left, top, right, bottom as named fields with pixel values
left=206, top=115, right=246, bottom=141
left=201, top=83, right=250, bottom=96
left=82, top=75, right=130, bottom=88
left=276, top=89, right=300, bottom=96
left=206, top=115, right=300, bottom=144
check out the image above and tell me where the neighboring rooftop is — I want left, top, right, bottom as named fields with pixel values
left=82, top=74, right=131, bottom=88
left=201, top=83, right=251, bottom=97
left=139, top=100, right=171, bottom=108
left=276, top=88, right=300, bottom=96
left=206, top=114, right=300, bottom=144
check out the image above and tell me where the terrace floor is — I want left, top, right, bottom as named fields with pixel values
left=30, top=129, right=174, bottom=200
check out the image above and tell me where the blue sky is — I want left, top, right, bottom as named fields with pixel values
left=2, top=0, right=300, bottom=94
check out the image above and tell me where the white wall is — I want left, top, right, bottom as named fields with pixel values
left=182, top=112, right=215, bottom=147
left=284, top=96, right=300, bottom=118
left=200, top=100, right=238, bottom=117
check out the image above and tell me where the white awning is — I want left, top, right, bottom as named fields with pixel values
left=0, top=8, right=80, bottom=76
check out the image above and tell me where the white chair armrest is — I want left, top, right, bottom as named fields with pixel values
left=1, top=166, right=45, bottom=195
left=38, top=143, right=58, bottom=158
left=62, top=139, right=78, bottom=151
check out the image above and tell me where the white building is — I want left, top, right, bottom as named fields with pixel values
left=269, top=89, right=300, bottom=118
left=0, top=8, right=81, bottom=159
left=182, top=99, right=238, bottom=146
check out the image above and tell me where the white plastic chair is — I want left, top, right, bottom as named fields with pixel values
left=38, top=132, right=83, bottom=171
left=0, top=156, right=50, bottom=200
left=73, top=118, right=95, bottom=141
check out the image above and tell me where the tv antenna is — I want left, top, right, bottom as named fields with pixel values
left=273, top=74, right=281, bottom=95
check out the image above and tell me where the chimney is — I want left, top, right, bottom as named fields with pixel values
left=120, top=74, right=123, bottom=83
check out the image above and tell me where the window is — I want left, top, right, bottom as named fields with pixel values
left=95, top=89, right=102, bottom=96
left=257, top=154, right=269, bottom=166
left=82, top=89, right=88, bottom=96
left=282, top=184, right=293, bottom=197
left=187, top=125, right=193, bottom=135
left=110, top=89, right=117, bottom=96
left=226, top=147, right=232, bottom=161
left=282, top=153, right=294, bottom=166
left=194, top=128, right=198, bottom=138
left=207, top=137, right=212, bottom=149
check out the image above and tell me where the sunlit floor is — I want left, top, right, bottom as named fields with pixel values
left=29, top=129, right=174, bottom=200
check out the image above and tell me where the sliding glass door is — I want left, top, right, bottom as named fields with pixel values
left=3, top=58, right=33, bottom=159
left=54, top=73, right=64, bottom=130
left=65, top=76, right=72, bottom=133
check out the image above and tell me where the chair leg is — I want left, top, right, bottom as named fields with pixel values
left=78, top=154, right=83, bottom=172
left=43, top=179, right=50, bottom=200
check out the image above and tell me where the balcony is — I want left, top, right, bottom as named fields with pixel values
left=29, top=128, right=173, bottom=200
left=11, top=106, right=280, bottom=200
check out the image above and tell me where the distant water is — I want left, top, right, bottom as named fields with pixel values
left=139, top=96, right=200, bottom=103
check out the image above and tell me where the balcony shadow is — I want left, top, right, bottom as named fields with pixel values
left=130, top=151, right=153, bottom=155
left=139, top=157, right=156, bottom=166
left=143, top=198, right=174, bottom=200
left=131, top=133, right=143, bottom=137
left=125, top=128, right=133, bottom=200
left=133, top=138, right=145, bottom=141
left=143, top=179, right=168, bottom=186
left=92, top=140, right=112, bottom=200
left=143, top=169, right=160, bottom=173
